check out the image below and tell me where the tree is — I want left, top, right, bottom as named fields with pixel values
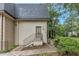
left=63, top=3, right=79, bottom=13
left=56, top=24, right=65, bottom=36
left=63, top=4, right=79, bottom=37
left=48, top=4, right=60, bottom=39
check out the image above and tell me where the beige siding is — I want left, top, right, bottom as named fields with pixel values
left=0, top=15, right=2, bottom=51
left=0, top=13, right=15, bottom=51
left=0, top=13, right=48, bottom=50
left=15, top=21, right=47, bottom=45
left=4, top=16, right=15, bottom=50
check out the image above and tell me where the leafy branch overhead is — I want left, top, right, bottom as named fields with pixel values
left=48, top=3, right=79, bottom=38
left=48, top=4, right=60, bottom=38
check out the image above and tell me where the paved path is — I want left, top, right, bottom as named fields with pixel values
left=0, top=44, right=58, bottom=56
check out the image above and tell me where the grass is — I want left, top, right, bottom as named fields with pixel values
left=0, top=45, right=18, bottom=53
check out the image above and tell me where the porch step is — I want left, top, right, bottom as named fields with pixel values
left=25, top=36, right=43, bottom=47
left=33, top=40, right=43, bottom=46
left=24, top=40, right=43, bottom=47
left=25, top=42, right=33, bottom=47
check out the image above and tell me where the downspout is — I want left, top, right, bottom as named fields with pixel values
left=17, top=20, right=19, bottom=45
left=47, top=20, right=49, bottom=43
left=1, top=12, right=3, bottom=50
left=15, top=20, right=19, bottom=45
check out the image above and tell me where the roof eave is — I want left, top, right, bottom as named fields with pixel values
left=16, top=18, right=49, bottom=21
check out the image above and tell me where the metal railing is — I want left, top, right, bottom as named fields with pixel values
left=23, top=33, right=43, bottom=47
left=23, top=33, right=35, bottom=46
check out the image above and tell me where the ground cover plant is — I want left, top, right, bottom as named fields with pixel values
left=54, top=37, right=79, bottom=55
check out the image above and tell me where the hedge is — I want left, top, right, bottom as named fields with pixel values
left=54, top=37, right=79, bottom=55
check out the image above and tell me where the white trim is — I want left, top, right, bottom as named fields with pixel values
left=2, top=15, right=5, bottom=50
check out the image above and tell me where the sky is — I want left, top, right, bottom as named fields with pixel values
left=58, top=10, right=70, bottom=24
left=52, top=4, right=70, bottom=24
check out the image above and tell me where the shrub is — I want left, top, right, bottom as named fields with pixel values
left=55, top=37, right=79, bottom=55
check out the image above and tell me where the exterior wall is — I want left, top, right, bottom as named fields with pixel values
left=15, top=20, right=47, bottom=45
left=0, top=12, right=48, bottom=50
left=0, top=13, right=15, bottom=51
left=4, top=15, right=15, bottom=50
left=0, top=15, right=2, bottom=51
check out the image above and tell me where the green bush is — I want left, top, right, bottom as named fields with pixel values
left=55, top=37, right=79, bottom=55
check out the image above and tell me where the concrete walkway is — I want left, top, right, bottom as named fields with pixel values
left=0, top=44, right=58, bottom=56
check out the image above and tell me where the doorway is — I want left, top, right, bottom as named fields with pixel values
left=36, top=26, right=42, bottom=38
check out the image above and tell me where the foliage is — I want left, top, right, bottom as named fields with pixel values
left=56, top=24, right=65, bottom=36
left=63, top=3, right=79, bottom=11
left=61, top=4, right=79, bottom=36
left=54, top=37, right=79, bottom=55
left=48, top=4, right=60, bottom=39
left=64, top=10, right=79, bottom=30
left=47, top=3, right=79, bottom=56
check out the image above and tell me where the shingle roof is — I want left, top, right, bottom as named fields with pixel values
left=4, top=3, right=15, bottom=17
left=0, top=3, right=49, bottom=19
left=0, top=3, right=15, bottom=17
left=0, top=3, right=5, bottom=10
